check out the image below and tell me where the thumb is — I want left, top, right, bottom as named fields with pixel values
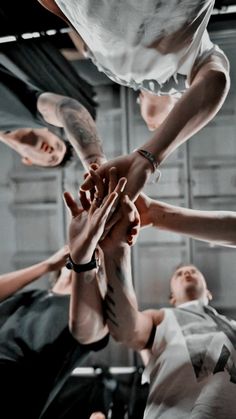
left=63, top=191, right=82, bottom=217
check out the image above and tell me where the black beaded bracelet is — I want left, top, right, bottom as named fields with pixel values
left=136, top=149, right=159, bottom=172
left=66, top=251, right=97, bottom=273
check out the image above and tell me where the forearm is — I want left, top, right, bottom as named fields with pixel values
left=0, top=261, right=50, bottom=302
left=141, top=70, right=229, bottom=165
left=69, top=268, right=108, bottom=344
left=104, top=246, right=150, bottom=350
left=38, top=93, right=106, bottom=169
left=149, top=200, right=236, bottom=247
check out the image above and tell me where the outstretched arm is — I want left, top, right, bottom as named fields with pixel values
left=101, top=196, right=163, bottom=351
left=135, top=193, right=236, bottom=247
left=141, top=53, right=230, bottom=164
left=81, top=52, right=230, bottom=200
left=0, top=246, right=68, bottom=302
left=37, top=92, right=106, bottom=169
left=63, top=176, right=127, bottom=344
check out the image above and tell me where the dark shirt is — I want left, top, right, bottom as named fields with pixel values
left=0, top=289, right=108, bottom=419
left=0, top=64, right=68, bottom=143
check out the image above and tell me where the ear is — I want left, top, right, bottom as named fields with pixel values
left=206, top=289, right=213, bottom=301
left=21, top=157, right=33, bottom=166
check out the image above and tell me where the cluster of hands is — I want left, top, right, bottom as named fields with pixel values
left=63, top=164, right=142, bottom=266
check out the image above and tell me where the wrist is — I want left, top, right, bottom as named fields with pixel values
left=135, top=149, right=159, bottom=173
left=66, top=251, right=97, bottom=273
left=132, top=150, right=154, bottom=174
left=104, top=243, right=130, bottom=259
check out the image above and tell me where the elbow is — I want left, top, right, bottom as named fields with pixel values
left=108, top=324, right=146, bottom=351
left=206, top=69, right=230, bottom=109
left=69, top=319, right=84, bottom=343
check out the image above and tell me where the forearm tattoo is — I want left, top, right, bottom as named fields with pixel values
left=105, top=262, right=131, bottom=328
left=104, top=298, right=119, bottom=327
left=56, top=99, right=105, bottom=161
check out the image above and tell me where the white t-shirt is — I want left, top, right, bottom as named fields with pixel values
left=55, top=0, right=226, bottom=95
left=142, top=301, right=236, bottom=418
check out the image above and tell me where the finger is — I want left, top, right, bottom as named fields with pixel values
left=63, top=191, right=82, bottom=217
left=121, top=194, right=137, bottom=222
left=80, top=174, right=95, bottom=191
left=79, top=190, right=91, bottom=211
left=114, top=177, right=127, bottom=195
left=108, top=167, right=118, bottom=194
left=89, top=168, right=105, bottom=199
left=99, top=191, right=118, bottom=221
left=83, top=171, right=89, bottom=181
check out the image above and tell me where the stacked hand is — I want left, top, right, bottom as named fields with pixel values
left=80, top=151, right=153, bottom=203
left=63, top=175, right=127, bottom=265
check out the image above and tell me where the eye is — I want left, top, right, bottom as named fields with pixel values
left=191, top=269, right=196, bottom=274
left=176, top=270, right=182, bottom=277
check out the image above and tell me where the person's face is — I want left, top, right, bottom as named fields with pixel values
left=2, top=127, right=66, bottom=167
left=138, top=90, right=178, bottom=131
left=170, top=265, right=212, bottom=306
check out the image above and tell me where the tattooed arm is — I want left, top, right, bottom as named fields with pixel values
left=101, top=195, right=163, bottom=351
left=37, top=92, right=106, bottom=169
left=63, top=178, right=126, bottom=343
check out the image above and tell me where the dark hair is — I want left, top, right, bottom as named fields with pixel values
left=57, top=141, right=74, bottom=168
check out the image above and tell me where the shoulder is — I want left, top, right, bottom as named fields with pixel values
left=190, top=45, right=230, bottom=84
left=142, top=308, right=165, bottom=327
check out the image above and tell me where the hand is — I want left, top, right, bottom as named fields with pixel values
left=63, top=178, right=127, bottom=264
left=46, top=245, right=69, bottom=271
left=80, top=151, right=153, bottom=203
left=100, top=194, right=140, bottom=253
left=134, top=192, right=153, bottom=228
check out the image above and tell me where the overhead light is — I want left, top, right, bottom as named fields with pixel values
left=0, top=35, right=16, bottom=44
left=212, top=5, right=236, bottom=14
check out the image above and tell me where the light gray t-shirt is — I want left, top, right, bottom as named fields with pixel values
left=55, top=0, right=226, bottom=96
left=142, top=301, right=236, bottom=418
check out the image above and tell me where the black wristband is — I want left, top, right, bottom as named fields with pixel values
left=136, top=149, right=159, bottom=172
left=66, top=251, right=97, bottom=273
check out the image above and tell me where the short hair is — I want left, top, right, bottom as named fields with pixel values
left=57, top=140, right=74, bottom=168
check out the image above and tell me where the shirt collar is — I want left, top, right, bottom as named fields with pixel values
left=177, top=298, right=208, bottom=308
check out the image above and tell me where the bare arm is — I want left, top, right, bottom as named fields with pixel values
left=37, top=92, right=106, bottom=168
left=142, top=54, right=230, bottom=164
left=136, top=194, right=236, bottom=247
left=104, top=246, right=157, bottom=350
left=101, top=196, right=163, bottom=350
left=63, top=177, right=126, bottom=344
left=81, top=53, right=230, bottom=200
left=0, top=246, right=68, bottom=302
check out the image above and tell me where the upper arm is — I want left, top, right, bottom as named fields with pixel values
left=37, top=92, right=84, bottom=127
left=190, top=51, right=230, bottom=87
left=117, top=309, right=164, bottom=351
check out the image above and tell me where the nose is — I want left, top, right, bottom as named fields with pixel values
left=40, top=141, right=54, bottom=153
left=184, top=270, right=191, bottom=277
